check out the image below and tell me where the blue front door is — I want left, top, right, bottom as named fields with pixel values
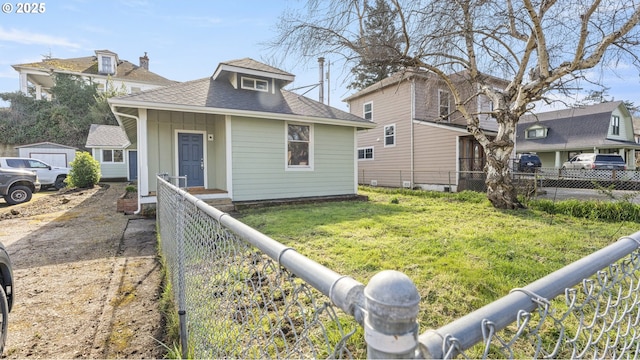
left=178, top=133, right=204, bottom=187
left=128, top=151, right=138, bottom=181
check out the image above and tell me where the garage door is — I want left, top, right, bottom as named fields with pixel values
left=30, top=153, right=67, bottom=167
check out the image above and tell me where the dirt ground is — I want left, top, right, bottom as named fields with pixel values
left=0, top=183, right=166, bottom=358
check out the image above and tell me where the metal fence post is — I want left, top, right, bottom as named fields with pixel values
left=364, top=270, right=420, bottom=359
left=176, top=196, right=189, bottom=359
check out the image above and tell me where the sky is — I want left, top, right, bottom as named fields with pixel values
left=0, top=0, right=351, bottom=109
left=0, top=1, right=639, bottom=113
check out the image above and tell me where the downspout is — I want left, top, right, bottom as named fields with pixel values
left=111, top=109, right=143, bottom=215
left=411, top=79, right=415, bottom=187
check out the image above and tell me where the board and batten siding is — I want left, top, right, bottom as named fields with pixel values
left=145, top=110, right=223, bottom=192
left=353, top=80, right=413, bottom=186
left=231, top=117, right=356, bottom=202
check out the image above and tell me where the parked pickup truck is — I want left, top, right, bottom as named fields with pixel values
left=0, top=167, right=41, bottom=205
left=0, top=157, right=69, bottom=190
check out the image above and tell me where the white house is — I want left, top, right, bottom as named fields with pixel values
left=12, top=50, right=176, bottom=100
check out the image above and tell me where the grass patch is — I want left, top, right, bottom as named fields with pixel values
left=238, top=186, right=638, bottom=328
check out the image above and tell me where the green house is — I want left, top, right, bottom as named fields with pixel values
left=108, top=58, right=375, bottom=207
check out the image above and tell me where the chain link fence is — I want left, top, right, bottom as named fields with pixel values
left=418, top=234, right=640, bottom=359
left=156, top=175, right=366, bottom=359
left=157, top=174, right=640, bottom=359
left=359, top=168, right=640, bottom=193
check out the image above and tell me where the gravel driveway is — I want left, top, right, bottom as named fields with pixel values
left=0, top=183, right=165, bottom=358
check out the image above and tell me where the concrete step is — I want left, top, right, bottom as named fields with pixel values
left=203, top=198, right=235, bottom=212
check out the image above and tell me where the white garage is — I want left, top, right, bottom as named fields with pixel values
left=15, top=142, right=78, bottom=167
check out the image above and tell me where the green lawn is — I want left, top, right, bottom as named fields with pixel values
left=237, top=186, right=638, bottom=330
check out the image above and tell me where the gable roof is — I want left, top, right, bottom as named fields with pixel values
left=14, top=141, right=78, bottom=150
left=516, top=101, right=640, bottom=152
left=520, top=101, right=626, bottom=123
left=343, top=68, right=510, bottom=102
left=109, top=59, right=373, bottom=128
left=85, top=124, right=130, bottom=148
left=212, top=58, right=295, bottom=83
left=12, top=51, right=176, bottom=86
left=343, top=69, right=430, bottom=102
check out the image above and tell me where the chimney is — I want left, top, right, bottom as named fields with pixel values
left=318, top=57, right=325, bottom=104
left=139, top=52, right=149, bottom=70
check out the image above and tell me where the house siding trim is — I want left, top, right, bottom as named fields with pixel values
left=110, top=99, right=375, bottom=130
left=384, top=123, right=397, bottom=147
left=226, top=115, right=234, bottom=199
left=173, top=129, right=208, bottom=188
left=285, top=121, right=314, bottom=172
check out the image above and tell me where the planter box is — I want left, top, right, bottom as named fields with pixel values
left=117, top=193, right=137, bottom=213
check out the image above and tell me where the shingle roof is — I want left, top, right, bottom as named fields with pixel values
left=520, top=101, right=623, bottom=123
left=111, top=74, right=371, bottom=125
left=13, top=53, right=175, bottom=86
left=217, top=58, right=294, bottom=78
left=85, top=124, right=130, bottom=148
left=14, top=141, right=77, bottom=150
left=516, top=101, right=640, bottom=151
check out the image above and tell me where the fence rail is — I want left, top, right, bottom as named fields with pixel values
left=358, top=168, right=640, bottom=193
left=157, top=174, right=640, bottom=358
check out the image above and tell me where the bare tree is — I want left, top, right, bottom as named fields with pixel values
left=271, top=0, right=640, bottom=209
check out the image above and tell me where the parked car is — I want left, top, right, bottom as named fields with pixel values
left=515, top=153, right=542, bottom=172
left=0, top=241, right=13, bottom=353
left=0, top=157, right=69, bottom=190
left=561, top=153, right=627, bottom=170
left=0, top=167, right=41, bottom=205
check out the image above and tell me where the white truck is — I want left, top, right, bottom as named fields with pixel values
left=0, top=157, right=70, bottom=190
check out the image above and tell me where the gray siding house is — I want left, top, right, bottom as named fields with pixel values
left=108, top=58, right=375, bottom=206
left=85, top=124, right=136, bottom=181
left=516, top=101, right=640, bottom=169
left=345, top=69, right=506, bottom=191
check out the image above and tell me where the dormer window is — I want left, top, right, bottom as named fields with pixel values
left=96, top=50, right=117, bottom=75
left=241, top=77, right=268, bottom=92
left=102, top=57, right=112, bottom=73
left=525, top=125, right=547, bottom=139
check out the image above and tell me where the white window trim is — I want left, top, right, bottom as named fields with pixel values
left=438, top=89, right=450, bottom=121
left=611, top=115, right=620, bottom=136
left=358, top=146, right=374, bottom=160
left=101, top=149, right=124, bottom=164
left=285, top=122, right=314, bottom=171
left=384, top=124, right=396, bottom=148
left=241, top=76, right=269, bottom=92
left=363, top=101, right=373, bottom=121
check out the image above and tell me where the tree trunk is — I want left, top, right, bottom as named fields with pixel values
left=484, top=149, right=523, bottom=209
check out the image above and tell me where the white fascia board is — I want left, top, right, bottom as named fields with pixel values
left=109, top=98, right=377, bottom=129
left=212, top=64, right=295, bottom=83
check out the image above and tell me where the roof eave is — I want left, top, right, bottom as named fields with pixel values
left=212, top=64, right=295, bottom=84
left=108, top=98, right=376, bottom=129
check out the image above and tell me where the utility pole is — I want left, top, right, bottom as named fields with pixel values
left=318, top=57, right=325, bottom=104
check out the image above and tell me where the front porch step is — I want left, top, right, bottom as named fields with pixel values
left=203, top=198, right=235, bottom=213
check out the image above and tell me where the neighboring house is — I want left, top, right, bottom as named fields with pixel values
left=12, top=50, right=176, bottom=100
left=108, top=58, right=375, bottom=206
left=15, top=142, right=77, bottom=167
left=516, top=101, right=640, bottom=169
left=85, top=124, right=136, bottom=181
left=345, top=69, right=507, bottom=192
